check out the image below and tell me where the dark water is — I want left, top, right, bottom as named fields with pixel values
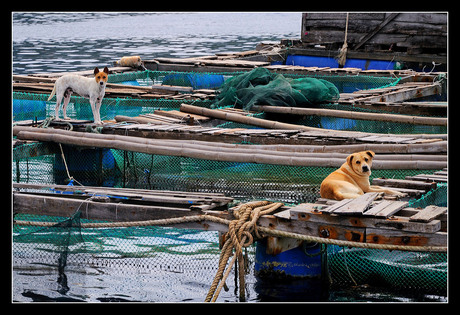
left=13, top=12, right=300, bottom=75
left=12, top=12, right=447, bottom=303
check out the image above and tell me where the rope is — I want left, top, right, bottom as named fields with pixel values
left=38, top=116, right=55, bottom=128
left=14, top=203, right=447, bottom=299
left=337, top=12, right=349, bottom=67
left=57, top=143, right=84, bottom=186
left=14, top=212, right=447, bottom=253
left=205, top=201, right=283, bottom=302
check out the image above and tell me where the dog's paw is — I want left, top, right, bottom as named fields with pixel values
left=391, top=191, right=407, bottom=199
left=63, top=116, right=71, bottom=120
left=93, top=121, right=103, bottom=125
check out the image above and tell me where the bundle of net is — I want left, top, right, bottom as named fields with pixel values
left=212, top=68, right=340, bottom=110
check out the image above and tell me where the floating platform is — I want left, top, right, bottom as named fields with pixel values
left=13, top=175, right=447, bottom=249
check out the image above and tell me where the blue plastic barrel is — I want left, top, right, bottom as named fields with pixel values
left=54, top=146, right=118, bottom=187
left=286, top=55, right=396, bottom=71
left=13, top=99, right=46, bottom=121
left=320, top=117, right=357, bottom=130
left=120, top=80, right=141, bottom=86
left=255, top=240, right=323, bottom=278
left=163, top=73, right=225, bottom=89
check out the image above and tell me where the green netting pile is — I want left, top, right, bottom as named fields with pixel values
left=212, top=68, right=340, bottom=110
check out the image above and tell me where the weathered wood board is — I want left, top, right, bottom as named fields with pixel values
left=409, top=205, right=447, bottom=223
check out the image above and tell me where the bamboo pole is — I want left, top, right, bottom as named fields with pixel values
left=252, top=105, right=447, bottom=126
left=180, top=103, right=326, bottom=131
left=15, top=129, right=447, bottom=169
left=179, top=104, right=447, bottom=140
left=13, top=126, right=448, bottom=155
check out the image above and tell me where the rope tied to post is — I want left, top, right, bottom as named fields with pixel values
left=205, top=201, right=284, bottom=302
left=337, top=12, right=349, bottom=67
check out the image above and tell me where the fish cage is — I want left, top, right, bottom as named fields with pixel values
left=13, top=69, right=406, bottom=122
left=12, top=69, right=447, bottom=302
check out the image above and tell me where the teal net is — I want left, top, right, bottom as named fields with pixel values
left=212, top=68, right=340, bottom=110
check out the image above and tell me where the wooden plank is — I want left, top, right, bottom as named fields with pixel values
left=409, top=206, right=447, bottom=223
left=154, top=110, right=211, bottom=122
left=353, top=13, right=400, bottom=50
left=13, top=182, right=232, bottom=202
left=378, top=187, right=425, bottom=198
left=405, top=174, right=448, bottom=183
left=13, top=192, right=199, bottom=222
left=289, top=203, right=441, bottom=233
left=363, top=200, right=408, bottom=218
left=372, top=178, right=437, bottom=191
left=154, top=57, right=270, bottom=68
left=259, top=211, right=444, bottom=246
left=332, top=192, right=380, bottom=215
left=322, top=198, right=353, bottom=213
left=355, top=83, right=441, bottom=103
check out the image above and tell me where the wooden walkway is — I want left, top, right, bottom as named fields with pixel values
left=13, top=182, right=234, bottom=222
left=13, top=171, right=447, bottom=249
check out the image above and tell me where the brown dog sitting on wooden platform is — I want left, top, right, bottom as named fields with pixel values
left=320, top=150, right=405, bottom=201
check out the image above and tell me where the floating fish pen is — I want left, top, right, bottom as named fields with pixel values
left=13, top=66, right=447, bottom=302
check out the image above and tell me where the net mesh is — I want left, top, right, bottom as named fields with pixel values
left=12, top=69, right=447, bottom=301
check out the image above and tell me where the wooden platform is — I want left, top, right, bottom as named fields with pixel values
left=98, top=120, right=447, bottom=147
left=13, top=74, right=216, bottom=101
left=256, top=191, right=447, bottom=248
left=255, top=169, right=448, bottom=249
left=13, top=182, right=234, bottom=222
left=338, top=81, right=444, bottom=106
left=13, top=181, right=447, bottom=248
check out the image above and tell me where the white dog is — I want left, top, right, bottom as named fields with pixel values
left=47, top=67, right=109, bottom=124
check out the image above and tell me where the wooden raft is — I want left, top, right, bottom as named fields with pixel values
left=338, top=81, right=442, bottom=104
left=13, top=74, right=216, bottom=101
left=256, top=192, right=446, bottom=248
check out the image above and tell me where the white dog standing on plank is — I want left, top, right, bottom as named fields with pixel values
left=47, top=66, right=109, bottom=124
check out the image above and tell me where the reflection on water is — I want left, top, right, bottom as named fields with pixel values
left=13, top=12, right=301, bottom=75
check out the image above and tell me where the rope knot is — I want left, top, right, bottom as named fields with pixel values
left=205, top=200, right=284, bottom=302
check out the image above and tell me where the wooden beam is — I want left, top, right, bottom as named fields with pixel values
left=13, top=192, right=200, bottom=222
left=371, top=178, right=437, bottom=191
left=354, top=83, right=442, bottom=103
left=353, top=13, right=400, bottom=50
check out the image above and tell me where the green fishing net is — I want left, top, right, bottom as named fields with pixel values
left=212, top=68, right=340, bottom=110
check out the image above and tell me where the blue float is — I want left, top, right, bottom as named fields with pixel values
left=54, top=146, right=118, bottom=187
left=13, top=99, right=46, bottom=121
left=162, top=73, right=225, bottom=89
left=255, top=240, right=323, bottom=278
left=286, top=55, right=396, bottom=71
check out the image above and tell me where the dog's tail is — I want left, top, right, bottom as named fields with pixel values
left=47, top=84, right=56, bottom=101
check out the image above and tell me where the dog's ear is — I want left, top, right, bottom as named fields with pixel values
left=346, top=154, right=354, bottom=167
left=365, top=151, right=375, bottom=159
left=94, top=67, right=100, bottom=75
left=103, top=66, right=109, bottom=74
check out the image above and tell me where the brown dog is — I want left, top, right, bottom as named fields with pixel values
left=320, top=151, right=404, bottom=201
